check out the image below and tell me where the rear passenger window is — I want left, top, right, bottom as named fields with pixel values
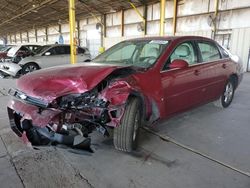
left=63, top=46, right=70, bottom=54
left=198, top=42, right=221, bottom=62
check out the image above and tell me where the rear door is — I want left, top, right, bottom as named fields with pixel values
left=59, top=45, right=71, bottom=64
left=39, top=46, right=68, bottom=68
left=196, top=40, right=227, bottom=101
left=161, top=41, right=205, bottom=116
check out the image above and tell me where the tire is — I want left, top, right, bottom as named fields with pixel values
left=113, top=97, right=141, bottom=152
left=214, top=78, right=235, bottom=108
left=22, top=63, right=39, bottom=75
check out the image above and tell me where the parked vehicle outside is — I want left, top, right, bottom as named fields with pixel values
left=6, top=45, right=41, bottom=63
left=0, top=46, right=13, bottom=62
left=7, top=36, right=243, bottom=152
left=0, top=44, right=91, bottom=77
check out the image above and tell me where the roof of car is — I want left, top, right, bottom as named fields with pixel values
left=126, top=35, right=212, bottom=42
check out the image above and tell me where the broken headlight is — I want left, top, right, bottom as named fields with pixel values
left=56, top=91, right=108, bottom=110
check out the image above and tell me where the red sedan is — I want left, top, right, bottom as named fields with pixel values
left=7, top=36, right=243, bottom=152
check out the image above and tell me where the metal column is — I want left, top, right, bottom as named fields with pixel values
left=69, top=0, right=77, bottom=64
left=160, top=0, right=166, bottom=36
left=173, top=0, right=178, bottom=35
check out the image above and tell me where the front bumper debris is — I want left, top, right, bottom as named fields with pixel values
left=7, top=106, right=92, bottom=152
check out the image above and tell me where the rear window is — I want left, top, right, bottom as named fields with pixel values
left=198, top=42, right=221, bottom=62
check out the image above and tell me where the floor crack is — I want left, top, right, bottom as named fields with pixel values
left=55, top=148, right=95, bottom=188
left=142, top=127, right=250, bottom=178
left=0, top=135, right=26, bottom=188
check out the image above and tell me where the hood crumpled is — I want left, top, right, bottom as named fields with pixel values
left=17, top=64, right=130, bottom=102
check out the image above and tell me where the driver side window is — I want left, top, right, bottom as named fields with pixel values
left=163, top=42, right=197, bottom=70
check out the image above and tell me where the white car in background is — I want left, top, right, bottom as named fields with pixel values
left=0, top=44, right=91, bottom=77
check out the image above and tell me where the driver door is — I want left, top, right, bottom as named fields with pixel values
left=161, top=41, right=205, bottom=116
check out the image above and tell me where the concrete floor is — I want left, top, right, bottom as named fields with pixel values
left=0, top=74, right=250, bottom=188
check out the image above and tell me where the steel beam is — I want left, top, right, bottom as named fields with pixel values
left=173, top=0, right=178, bottom=35
left=69, top=0, right=77, bottom=64
left=160, top=0, right=166, bottom=36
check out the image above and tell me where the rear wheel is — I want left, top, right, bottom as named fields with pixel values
left=113, top=97, right=141, bottom=152
left=22, top=63, right=39, bottom=75
left=214, top=79, right=235, bottom=108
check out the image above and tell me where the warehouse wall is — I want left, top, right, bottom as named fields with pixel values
left=6, top=0, right=250, bottom=71
left=103, top=0, right=250, bottom=71
left=7, top=17, right=102, bottom=58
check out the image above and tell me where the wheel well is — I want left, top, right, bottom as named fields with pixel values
left=229, top=74, right=238, bottom=88
left=128, top=92, right=146, bottom=122
left=84, top=59, right=91, bottom=62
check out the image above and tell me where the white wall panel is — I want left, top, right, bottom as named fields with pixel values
left=79, top=19, right=88, bottom=32
left=48, top=35, right=59, bottom=44
left=147, top=21, right=160, bottom=35
left=178, top=0, right=209, bottom=16
left=79, top=30, right=87, bottom=47
left=124, top=24, right=143, bottom=37
left=230, top=27, right=250, bottom=71
left=113, top=12, right=122, bottom=26
left=29, top=37, right=36, bottom=43
left=176, top=14, right=211, bottom=32
left=28, top=29, right=35, bottom=38
left=152, top=3, right=160, bottom=20
left=229, top=9, right=250, bottom=29
left=61, top=24, right=69, bottom=33
left=48, top=26, right=59, bottom=35
left=37, top=28, right=46, bottom=37
left=106, top=26, right=121, bottom=38
left=124, top=7, right=144, bottom=24
left=176, top=30, right=212, bottom=38
left=106, top=14, right=113, bottom=26
left=220, top=0, right=250, bottom=10
left=88, top=17, right=100, bottom=24
left=62, top=33, right=70, bottom=44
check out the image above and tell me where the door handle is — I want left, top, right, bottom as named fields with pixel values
left=222, top=64, right=227, bottom=69
left=194, top=70, right=200, bottom=76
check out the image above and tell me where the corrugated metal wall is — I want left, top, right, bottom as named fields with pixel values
left=230, top=28, right=250, bottom=71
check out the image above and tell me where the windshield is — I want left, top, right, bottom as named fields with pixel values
left=93, top=40, right=169, bottom=68
left=35, top=45, right=52, bottom=55
left=0, top=46, right=10, bottom=52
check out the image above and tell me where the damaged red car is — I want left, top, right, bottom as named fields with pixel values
left=7, top=36, right=243, bottom=152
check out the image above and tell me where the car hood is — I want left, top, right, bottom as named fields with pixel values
left=7, top=46, right=21, bottom=57
left=16, top=63, right=133, bottom=102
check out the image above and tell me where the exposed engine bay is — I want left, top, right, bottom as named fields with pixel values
left=7, top=67, right=139, bottom=152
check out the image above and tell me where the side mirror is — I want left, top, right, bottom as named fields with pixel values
left=169, top=59, right=189, bottom=69
left=44, top=52, right=51, bottom=56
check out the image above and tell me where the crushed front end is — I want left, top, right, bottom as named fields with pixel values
left=7, top=79, right=131, bottom=151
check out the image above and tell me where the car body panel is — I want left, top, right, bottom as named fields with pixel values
left=16, top=63, right=132, bottom=102
left=6, top=36, right=244, bottom=148
left=0, top=62, right=22, bottom=76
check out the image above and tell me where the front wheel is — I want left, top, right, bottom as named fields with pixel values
left=113, top=97, right=141, bottom=152
left=22, top=63, right=39, bottom=75
left=214, top=79, right=235, bottom=108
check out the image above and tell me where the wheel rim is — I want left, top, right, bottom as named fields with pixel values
left=132, top=112, right=139, bottom=142
left=224, top=82, right=234, bottom=104
left=24, top=65, right=37, bottom=73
